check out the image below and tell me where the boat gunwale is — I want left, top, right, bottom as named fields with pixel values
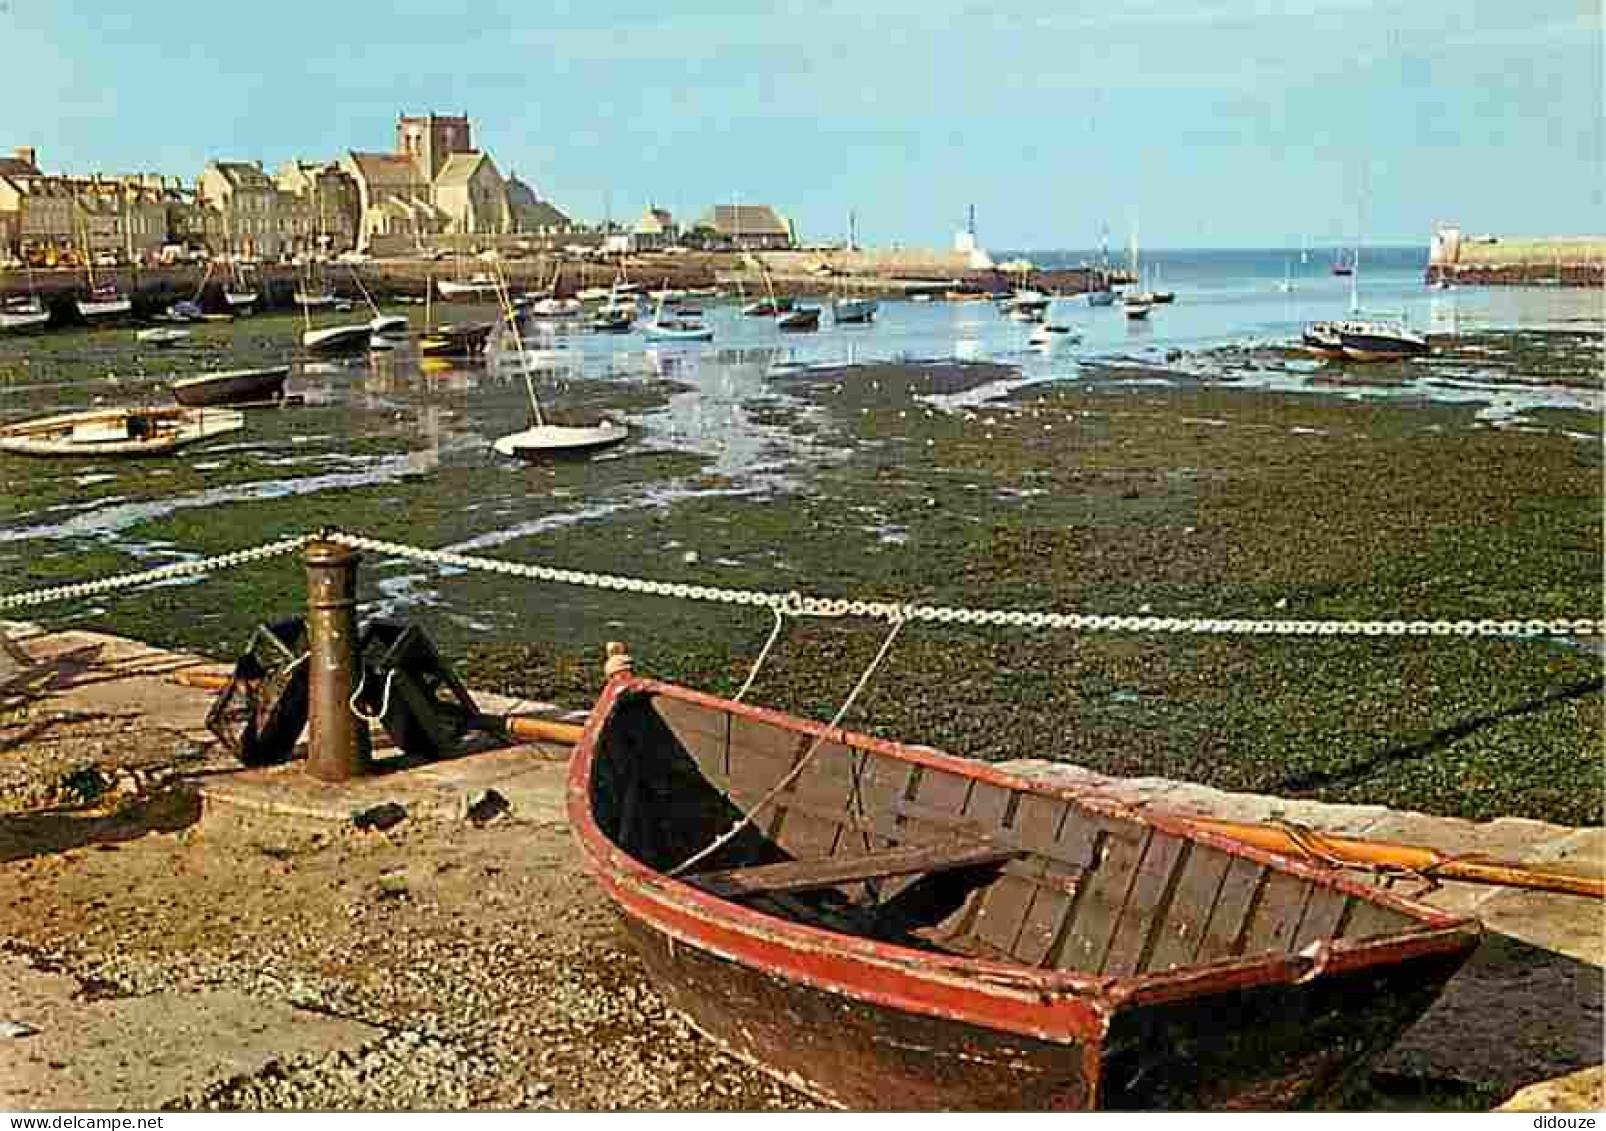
left=568, top=674, right=1481, bottom=1040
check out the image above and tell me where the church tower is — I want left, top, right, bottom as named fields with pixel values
left=395, top=112, right=473, bottom=181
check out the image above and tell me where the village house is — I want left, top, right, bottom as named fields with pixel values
left=0, top=149, right=175, bottom=265
left=274, top=161, right=360, bottom=255
left=629, top=206, right=679, bottom=251
left=693, top=203, right=795, bottom=250
left=197, top=160, right=286, bottom=260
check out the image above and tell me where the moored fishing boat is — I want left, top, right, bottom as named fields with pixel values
left=0, top=295, right=50, bottom=333
left=570, top=671, right=1480, bottom=1111
left=170, top=365, right=290, bottom=407
left=775, top=306, right=820, bottom=332
left=0, top=405, right=244, bottom=457
left=831, top=296, right=878, bottom=324
left=418, top=321, right=494, bottom=357
left=301, top=323, right=373, bottom=354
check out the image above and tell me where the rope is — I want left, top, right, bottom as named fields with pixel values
left=733, top=606, right=786, bottom=703
left=349, top=667, right=398, bottom=724
left=669, top=612, right=906, bottom=878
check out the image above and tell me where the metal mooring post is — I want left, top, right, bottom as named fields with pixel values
left=303, top=539, right=372, bottom=782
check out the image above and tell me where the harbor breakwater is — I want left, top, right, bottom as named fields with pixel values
left=1428, top=230, right=1606, bottom=287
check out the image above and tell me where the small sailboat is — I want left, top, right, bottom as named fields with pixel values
left=224, top=260, right=259, bottom=312
left=417, top=272, right=493, bottom=358
left=489, top=268, right=630, bottom=460
left=1, top=265, right=50, bottom=333
left=1120, top=222, right=1153, bottom=320
left=437, top=273, right=500, bottom=299
left=645, top=281, right=715, bottom=342
left=1275, top=259, right=1295, bottom=293
left=0, top=405, right=244, bottom=457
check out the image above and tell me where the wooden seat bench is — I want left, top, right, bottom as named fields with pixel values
left=686, top=839, right=1024, bottom=900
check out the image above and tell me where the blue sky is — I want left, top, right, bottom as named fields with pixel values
left=1, top=1, right=1598, bottom=249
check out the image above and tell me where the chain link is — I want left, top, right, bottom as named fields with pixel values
left=327, top=532, right=1603, bottom=639
left=0, top=535, right=312, bottom=614
left=3, top=526, right=1597, bottom=639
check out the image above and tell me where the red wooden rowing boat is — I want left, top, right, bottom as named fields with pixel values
left=568, top=673, right=1480, bottom=1110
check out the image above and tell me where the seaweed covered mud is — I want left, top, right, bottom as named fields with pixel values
left=1, top=317, right=1599, bottom=825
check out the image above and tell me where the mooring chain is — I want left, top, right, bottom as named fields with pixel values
left=326, top=532, right=1601, bottom=639
left=0, top=535, right=313, bottom=614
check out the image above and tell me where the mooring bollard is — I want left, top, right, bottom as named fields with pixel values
left=303, top=540, right=372, bottom=782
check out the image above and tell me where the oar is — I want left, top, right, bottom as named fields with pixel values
left=1181, top=815, right=1603, bottom=900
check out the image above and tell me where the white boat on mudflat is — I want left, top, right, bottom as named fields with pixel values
left=492, top=419, right=629, bottom=460
left=0, top=406, right=244, bottom=457
left=225, top=290, right=259, bottom=311
left=78, top=285, right=133, bottom=321
left=369, top=313, right=409, bottom=337
left=170, top=365, right=290, bottom=407
left=0, top=296, right=50, bottom=333
left=136, top=327, right=190, bottom=347
left=302, top=324, right=373, bottom=354
left=294, top=289, right=336, bottom=309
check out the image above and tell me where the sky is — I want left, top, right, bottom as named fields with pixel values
left=0, top=1, right=1599, bottom=249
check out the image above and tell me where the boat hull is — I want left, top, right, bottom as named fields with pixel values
left=570, top=677, right=1481, bottom=1111
left=77, top=298, right=132, bottom=321
left=492, top=421, right=628, bottom=459
left=0, top=407, right=244, bottom=457
left=1337, top=331, right=1430, bottom=362
left=302, top=325, right=373, bottom=354
left=171, top=366, right=290, bottom=407
left=0, top=310, right=50, bottom=333
left=616, top=899, right=1467, bottom=1110
left=832, top=298, right=878, bottom=324
left=1086, top=289, right=1116, bottom=307
left=418, top=323, right=494, bottom=357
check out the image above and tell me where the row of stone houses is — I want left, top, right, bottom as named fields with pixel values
left=2, top=117, right=801, bottom=264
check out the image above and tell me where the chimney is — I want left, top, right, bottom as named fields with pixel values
left=14, top=146, right=37, bottom=168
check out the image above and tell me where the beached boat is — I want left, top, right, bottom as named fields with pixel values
left=1086, top=288, right=1116, bottom=308
left=0, top=405, right=244, bottom=457
left=0, top=294, right=50, bottom=333
left=1029, top=321, right=1081, bottom=347
left=1301, top=321, right=1347, bottom=358
left=570, top=673, right=1481, bottom=1111
left=1121, top=292, right=1152, bottom=320
left=301, top=324, right=373, bottom=354
left=369, top=313, right=409, bottom=337
left=170, top=365, right=290, bottom=407
left=136, top=327, right=190, bottom=347
left=492, top=418, right=629, bottom=460
left=419, top=322, right=494, bottom=357
left=78, top=282, right=132, bottom=322
left=1337, top=320, right=1430, bottom=361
